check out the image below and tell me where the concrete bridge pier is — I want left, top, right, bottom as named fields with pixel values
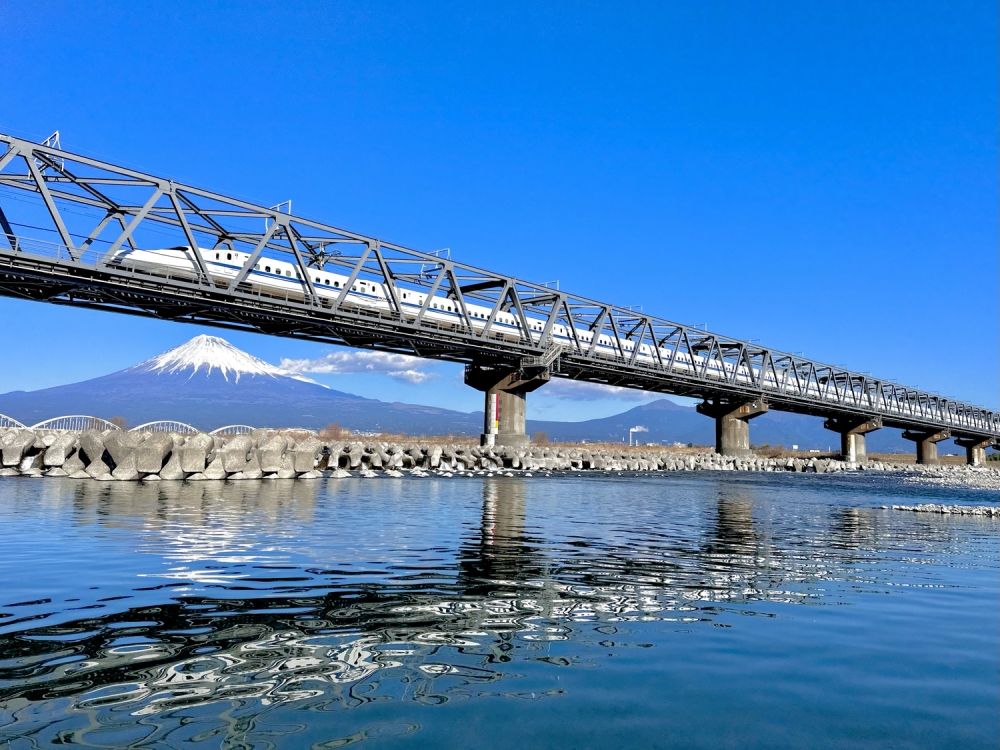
left=465, top=362, right=550, bottom=448
left=696, top=398, right=768, bottom=457
left=954, top=437, right=994, bottom=467
left=823, top=416, right=882, bottom=463
left=901, top=429, right=951, bottom=465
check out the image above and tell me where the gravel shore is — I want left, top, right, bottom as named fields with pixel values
left=883, top=503, right=999, bottom=516
left=0, top=427, right=996, bottom=491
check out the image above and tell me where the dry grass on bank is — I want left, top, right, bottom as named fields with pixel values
left=315, top=424, right=978, bottom=464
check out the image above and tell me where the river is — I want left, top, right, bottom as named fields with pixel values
left=0, top=472, right=996, bottom=748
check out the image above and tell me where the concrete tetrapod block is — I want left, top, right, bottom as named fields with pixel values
left=203, top=456, right=228, bottom=480
left=43, top=434, right=79, bottom=467
left=62, top=449, right=86, bottom=475
left=179, top=433, right=215, bottom=473
left=78, top=430, right=107, bottom=468
left=2, top=430, right=37, bottom=467
left=277, top=453, right=297, bottom=479
left=291, top=436, right=322, bottom=473
left=137, top=433, right=173, bottom=474
left=105, top=431, right=141, bottom=480
left=85, top=458, right=112, bottom=478
left=20, top=452, right=45, bottom=472
left=221, top=435, right=254, bottom=473
left=429, top=446, right=443, bottom=468
left=250, top=429, right=271, bottom=447
left=158, top=451, right=187, bottom=480
left=259, top=434, right=288, bottom=473
left=242, top=452, right=263, bottom=479
left=347, top=444, right=365, bottom=469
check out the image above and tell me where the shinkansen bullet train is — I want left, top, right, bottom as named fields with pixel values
left=109, top=246, right=812, bottom=393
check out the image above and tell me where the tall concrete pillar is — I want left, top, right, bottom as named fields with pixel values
left=696, top=398, right=768, bottom=457
left=954, top=436, right=995, bottom=467
left=465, top=362, right=549, bottom=448
left=901, top=429, right=950, bottom=465
left=823, top=416, right=882, bottom=463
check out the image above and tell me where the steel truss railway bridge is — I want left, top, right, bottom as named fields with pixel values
left=0, top=132, right=996, bottom=465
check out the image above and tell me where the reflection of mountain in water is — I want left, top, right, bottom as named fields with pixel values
left=0, top=477, right=989, bottom=744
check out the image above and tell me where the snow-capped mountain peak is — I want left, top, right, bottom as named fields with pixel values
left=129, top=335, right=320, bottom=384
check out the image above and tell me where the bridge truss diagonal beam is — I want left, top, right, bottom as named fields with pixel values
left=0, top=132, right=996, bottom=441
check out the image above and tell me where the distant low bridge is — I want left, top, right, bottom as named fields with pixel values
left=0, top=415, right=298, bottom=437
left=0, top=132, right=995, bottom=465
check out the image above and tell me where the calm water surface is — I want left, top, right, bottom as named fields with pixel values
left=0, top=472, right=996, bottom=749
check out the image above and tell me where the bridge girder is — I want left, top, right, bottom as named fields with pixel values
left=0, top=132, right=995, bottom=442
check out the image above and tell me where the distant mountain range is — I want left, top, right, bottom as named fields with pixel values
left=526, top=399, right=913, bottom=452
left=0, top=335, right=917, bottom=452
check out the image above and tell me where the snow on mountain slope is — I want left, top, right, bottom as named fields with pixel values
left=128, top=334, right=322, bottom=385
left=0, top=335, right=481, bottom=433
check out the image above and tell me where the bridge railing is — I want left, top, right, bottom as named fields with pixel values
left=130, top=421, right=200, bottom=434
left=30, top=416, right=121, bottom=432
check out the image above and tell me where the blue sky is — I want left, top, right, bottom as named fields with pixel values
left=1, top=1, right=996, bottom=421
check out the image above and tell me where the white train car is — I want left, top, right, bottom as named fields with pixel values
left=116, top=246, right=815, bottom=396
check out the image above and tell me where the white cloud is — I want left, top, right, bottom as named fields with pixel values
left=541, top=378, right=658, bottom=401
left=278, top=351, right=437, bottom=385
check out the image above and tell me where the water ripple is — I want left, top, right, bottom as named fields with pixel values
left=0, top=473, right=996, bottom=748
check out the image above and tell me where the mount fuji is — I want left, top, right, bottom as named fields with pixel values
left=0, top=335, right=482, bottom=434
left=0, top=335, right=912, bottom=450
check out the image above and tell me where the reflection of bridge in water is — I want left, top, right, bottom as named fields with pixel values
left=0, top=477, right=989, bottom=741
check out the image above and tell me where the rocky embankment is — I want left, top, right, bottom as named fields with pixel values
left=0, top=427, right=997, bottom=488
